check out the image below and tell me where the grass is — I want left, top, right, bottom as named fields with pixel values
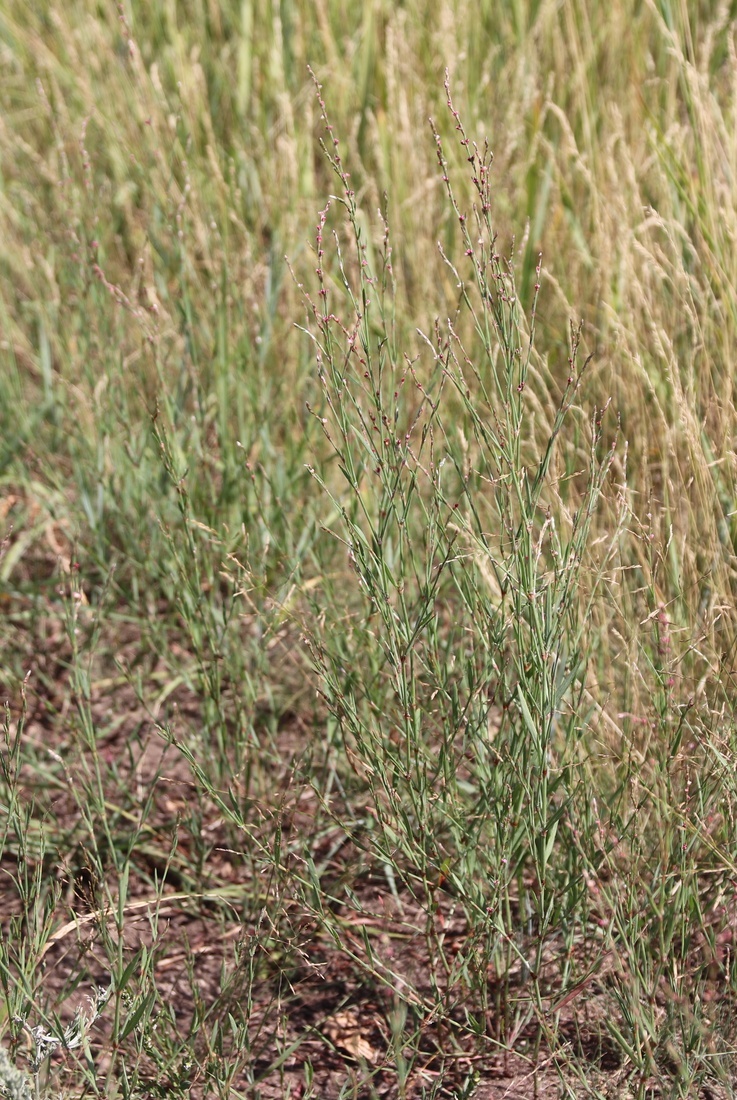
left=2, top=0, right=737, bottom=1097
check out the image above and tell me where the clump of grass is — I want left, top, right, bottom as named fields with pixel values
left=290, top=74, right=737, bottom=1096
left=295, top=64, right=614, bottom=1056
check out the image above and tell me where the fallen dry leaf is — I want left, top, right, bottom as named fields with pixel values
left=324, top=1009, right=380, bottom=1063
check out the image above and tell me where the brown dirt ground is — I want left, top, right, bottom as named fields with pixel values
left=0, top=563, right=734, bottom=1099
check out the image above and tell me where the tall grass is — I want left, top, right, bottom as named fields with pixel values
left=2, top=1, right=737, bottom=1097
